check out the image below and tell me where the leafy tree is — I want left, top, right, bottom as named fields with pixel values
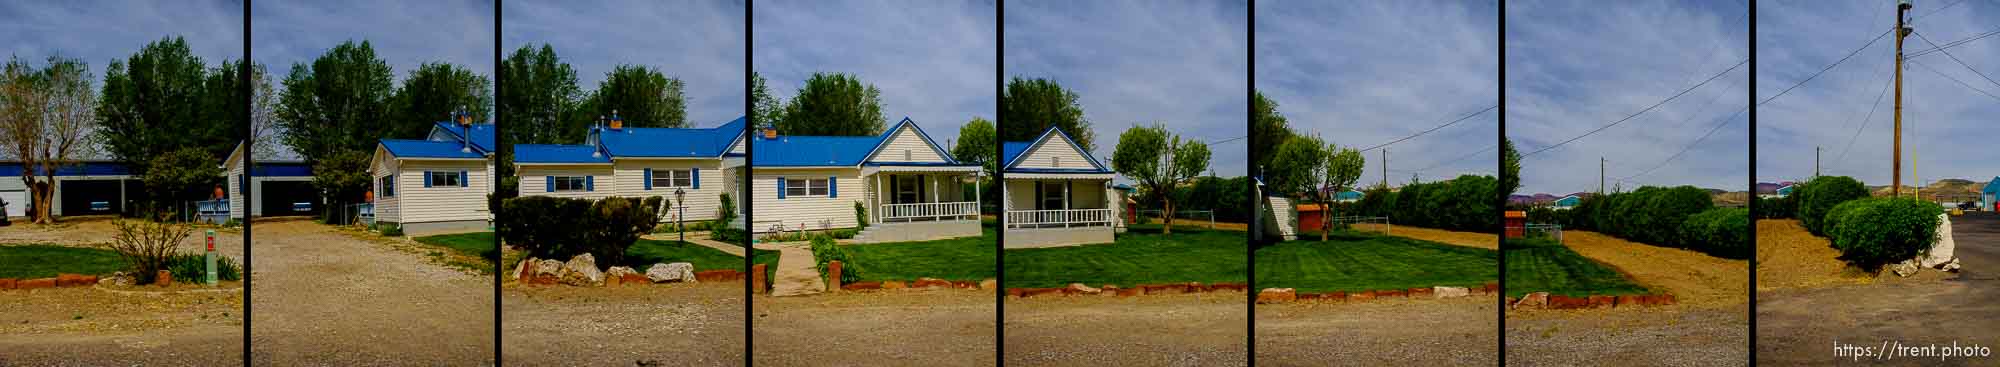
left=1111, top=124, right=1210, bottom=234
left=249, top=63, right=281, bottom=159
left=580, top=65, right=685, bottom=128
left=499, top=44, right=583, bottom=145
left=1, top=56, right=95, bottom=223
left=97, top=37, right=237, bottom=180
left=142, top=147, right=224, bottom=207
left=1251, top=91, right=1292, bottom=175
left=953, top=117, right=997, bottom=177
left=1264, top=134, right=1327, bottom=199
left=1320, top=146, right=1365, bottom=240
left=388, top=62, right=491, bottom=139
left=277, top=40, right=395, bottom=208
left=1000, top=77, right=1093, bottom=151
left=777, top=72, right=885, bottom=136
left=1500, top=136, right=1521, bottom=204
left=751, top=72, right=784, bottom=128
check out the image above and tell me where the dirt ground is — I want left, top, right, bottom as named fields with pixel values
left=1004, top=292, right=1246, bottom=366
left=1757, top=212, right=2000, bottom=365
left=248, top=219, right=494, bottom=365
left=754, top=289, right=996, bottom=366
left=1505, top=230, right=1749, bottom=366
left=1256, top=296, right=1496, bottom=366
left=1350, top=223, right=1498, bottom=249
left=1755, top=219, right=1877, bottom=290
left=0, top=216, right=247, bottom=365
left=502, top=283, right=744, bottom=366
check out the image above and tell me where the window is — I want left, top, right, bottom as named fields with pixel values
left=652, top=169, right=693, bottom=188
left=1041, top=182, right=1065, bottom=210
left=895, top=176, right=919, bottom=203
left=1051, top=156, right=1062, bottom=167
left=786, top=178, right=830, bottom=197
left=379, top=176, right=396, bottom=197
left=430, top=171, right=463, bottom=187
left=552, top=176, right=588, bottom=192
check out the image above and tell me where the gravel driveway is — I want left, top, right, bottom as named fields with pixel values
left=755, top=289, right=996, bottom=366
left=248, top=219, right=494, bottom=365
left=1257, top=297, right=1496, bottom=366
left=1005, top=292, right=1246, bottom=366
left=0, top=216, right=246, bottom=365
left=503, top=283, right=744, bottom=366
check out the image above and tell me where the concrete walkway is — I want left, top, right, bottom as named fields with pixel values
left=757, top=241, right=824, bottom=297
left=646, top=232, right=746, bottom=257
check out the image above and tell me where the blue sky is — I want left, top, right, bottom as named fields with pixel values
left=505, top=0, right=744, bottom=126
left=254, top=0, right=493, bottom=93
left=1759, top=0, right=2000, bottom=187
left=1508, top=0, right=1748, bottom=195
left=1257, top=1, right=1497, bottom=185
left=1007, top=0, right=1249, bottom=177
left=754, top=0, right=995, bottom=146
left=0, top=1, right=241, bottom=68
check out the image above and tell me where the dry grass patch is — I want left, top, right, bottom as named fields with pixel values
left=1350, top=223, right=1497, bottom=249
left=1754, top=219, right=1873, bottom=291
left=1560, top=231, right=1746, bottom=308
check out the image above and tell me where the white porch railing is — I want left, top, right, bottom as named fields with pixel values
left=881, top=201, right=978, bottom=222
left=1006, top=208, right=1115, bottom=229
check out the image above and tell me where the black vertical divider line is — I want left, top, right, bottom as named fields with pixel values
left=493, top=0, right=505, bottom=365
left=994, top=1, right=1006, bottom=365
left=744, top=1, right=755, bottom=365
left=1245, top=1, right=1256, bottom=365
left=1745, top=1, right=1757, bottom=364
left=1495, top=1, right=1506, bottom=365
left=241, top=0, right=253, bottom=364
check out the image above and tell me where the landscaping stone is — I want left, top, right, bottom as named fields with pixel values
left=751, top=264, right=768, bottom=294
left=533, top=259, right=565, bottom=285
left=883, top=280, right=907, bottom=289
left=0, top=278, right=13, bottom=290
left=1184, top=282, right=1207, bottom=293
left=1006, top=288, right=1024, bottom=297
left=1891, top=259, right=1922, bottom=277
left=1257, top=288, right=1297, bottom=304
left=1616, top=295, right=1642, bottom=307
left=1548, top=295, right=1590, bottom=309
left=78, top=275, right=97, bottom=286
left=952, top=280, right=977, bottom=289
left=157, top=270, right=172, bottom=286
left=915, top=278, right=953, bottom=289
left=55, top=274, right=80, bottom=287
left=20, top=278, right=55, bottom=289
left=560, top=254, right=604, bottom=286
left=1326, top=291, right=1347, bottom=302
left=1142, top=284, right=1186, bottom=295
left=1115, top=287, right=1142, bottom=297
left=826, top=261, right=843, bottom=292
left=1409, top=287, right=1434, bottom=298
left=694, top=270, right=740, bottom=282
left=1378, top=289, right=1406, bottom=298
left=1067, top=283, right=1101, bottom=294
left=1587, top=295, right=1614, bottom=308
left=1482, top=282, right=1500, bottom=293
left=1100, top=285, right=1121, bottom=297
left=646, top=263, right=696, bottom=283
left=100, top=272, right=133, bottom=287
left=1210, top=283, right=1248, bottom=292
left=1296, top=292, right=1321, bottom=301
left=1434, top=286, right=1470, bottom=299
left=605, top=273, right=623, bottom=287
left=1514, top=292, right=1549, bottom=309
left=978, top=278, right=996, bottom=290
left=843, top=281, right=882, bottom=291
left=1020, top=288, right=1064, bottom=298
left=511, top=257, right=534, bottom=282
left=1350, top=290, right=1376, bottom=301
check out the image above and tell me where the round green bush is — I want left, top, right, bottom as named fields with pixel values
left=1825, top=197, right=1942, bottom=269
left=1680, top=207, right=1749, bottom=259
left=1797, top=176, right=1869, bottom=236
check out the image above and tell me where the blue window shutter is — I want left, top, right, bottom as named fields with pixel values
left=586, top=176, right=595, bottom=191
left=423, top=171, right=433, bottom=187
left=545, top=176, right=554, bottom=192
left=644, top=169, right=653, bottom=190
left=777, top=177, right=787, bottom=199
left=459, top=170, right=468, bottom=187
left=692, top=169, right=701, bottom=189
left=829, top=176, right=837, bottom=198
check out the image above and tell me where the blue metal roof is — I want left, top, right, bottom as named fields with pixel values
left=1334, top=190, right=1364, bottom=200
left=595, top=116, right=745, bottom=158
left=516, top=144, right=611, bottom=164
left=751, top=135, right=880, bottom=166
left=1001, top=126, right=1111, bottom=173
left=251, top=163, right=313, bottom=177
left=0, top=162, right=133, bottom=176
left=1985, top=177, right=2000, bottom=195
left=431, top=122, right=495, bottom=153
left=380, top=139, right=485, bottom=159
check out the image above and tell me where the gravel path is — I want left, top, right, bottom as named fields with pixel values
left=754, top=289, right=995, bottom=366
left=758, top=241, right=822, bottom=297
left=0, top=215, right=246, bottom=260
left=503, top=283, right=744, bottom=366
left=248, top=219, right=494, bottom=365
left=1005, top=292, right=1247, bottom=366
left=1257, top=297, right=1496, bottom=366
left=0, top=216, right=247, bottom=365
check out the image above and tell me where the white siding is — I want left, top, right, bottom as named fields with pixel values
left=1014, top=133, right=1099, bottom=170
left=1003, top=179, right=1111, bottom=210
left=227, top=157, right=246, bottom=219
left=752, top=168, right=863, bottom=232
left=372, top=152, right=401, bottom=223
left=393, top=160, right=491, bottom=224
left=866, top=124, right=948, bottom=163
left=518, top=165, right=615, bottom=200
left=612, top=159, right=734, bottom=221
left=727, top=136, right=746, bottom=155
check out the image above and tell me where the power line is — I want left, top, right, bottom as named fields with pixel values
left=1907, top=25, right=2000, bottom=59
left=1760, top=29, right=1893, bottom=106
left=1616, top=105, right=1748, bottom=182
left=1206, top=136, right=1246, bottom=145
left=1912, top=58, right=2000, bottom=102
left=1834, top=72, right=1894, bottom=164
left=1406, top=144, right=1496, bottom=173
left=1522, top=58, right=1748, bottom=158
left=1914, top=30, right=2000, bottom=90
left=1357, top=105, right=1496, bottom=152
left=1912, top=0, right=1971, bottom=22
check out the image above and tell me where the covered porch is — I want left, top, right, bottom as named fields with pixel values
left=866, top=165, right=983, bottom=224
left=1002, top=172, right=1117, bottom=248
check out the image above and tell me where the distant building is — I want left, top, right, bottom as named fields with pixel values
left=1983, top=177, right=2000, bottom=210
left=1552, top=195, right=1580, bottom=209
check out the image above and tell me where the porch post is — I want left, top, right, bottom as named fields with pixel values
left=930, top=173, right=938, bottom=203
left=973, top=172, right=981, bottom=220
left=874, top=173, right=882, bottom=223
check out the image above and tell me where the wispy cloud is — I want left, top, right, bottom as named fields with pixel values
left=1006, top=0, right=1248, bottom=177
left=253, top=0, right=493, bottom=85
left=753, top=0, right=995, bottom=144
left=1758, top=0, right=2000, bottom=187
left=505, top=0, right=744, bottom=126
left=1257, top=0, right=1497, bottom=184
left=1507, top=0, right=1748, bottom=195
left=0, top=1, right=241, bottom=72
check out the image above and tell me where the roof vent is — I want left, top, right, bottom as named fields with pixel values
left=609, top=109, right=623, bottom=130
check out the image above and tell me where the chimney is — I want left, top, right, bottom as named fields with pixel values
left=456, top=110, right=472, bottom=153
left=609, top=109, right=623, bottom=130
left=761, top=123, right=777, bottom=140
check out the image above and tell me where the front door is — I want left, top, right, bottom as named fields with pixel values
left=896, top=175, right=921, bottom=204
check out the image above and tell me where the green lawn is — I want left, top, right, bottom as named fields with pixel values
left=0, top=244, right=129, bottom=279
left=842, top=227, right=995, bottom=282
left=413, top=232, right=498, bottom=259
left=1256, top=231, right=1495, bottom=293
left=1004, top=225, right=1246, bottom=288
left=1503, top=238, right=1650, bottom=297
left=624, top=239, right=751, bottom=272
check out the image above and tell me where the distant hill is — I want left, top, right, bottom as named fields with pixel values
left=1865, top=178, right=1982, bottom=201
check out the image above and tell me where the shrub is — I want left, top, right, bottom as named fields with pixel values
left=1796, top=176, right=1869, bottom=236
left=854, top=201, right=869, bottom=229
left=498, top=195, right=662, bottom=265
left=1526, top=206, right=1561, bottom=225
left=1385, top=174, right=1496, bottom=233
left=1679, top=207, right=1750, bottom=259
left=166, top=252, right=242, bottom=282
left=1825, top=197, right=1942, bottom=269
left=712, top=227, right=747, bottom=244
left=713, top=192, right=737, bottom=230
left=379, top=223, right=404, bottom=237
left=110, top=215, right=194, bottom=284
left=1354, top=185, right=1395, bottom=217
left=808, top=235, right=859, bottom=284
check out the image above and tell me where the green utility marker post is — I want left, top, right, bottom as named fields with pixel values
left=204, top=229, right=218, bottom=285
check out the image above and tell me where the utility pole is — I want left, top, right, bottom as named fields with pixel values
left=1814, top=146, right=1821, bottom=178
left=1894, top=0, right=1912, bottom=197
left=1599, top=157, right=1606, bottom=194
left=1381, top=148, right=1389, bottom=189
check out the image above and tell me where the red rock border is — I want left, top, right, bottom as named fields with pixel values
left=1504, top=291, right=1677, bottom=310
left=0, top=274, right=102, bottom=291
left=1004, top=282, right=1253, bottom=299
left=1254, top=283, right=1500, bottom=304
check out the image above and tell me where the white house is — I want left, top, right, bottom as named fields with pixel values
left=750, top=117, right=983, bottom=242
left=1001, top=126, right=1117, bottom=248
left=370, top=114, right=495, bottom=235
left=221, top=141, right=317, bottom=219
left=513, top=116, right=747, bottom=225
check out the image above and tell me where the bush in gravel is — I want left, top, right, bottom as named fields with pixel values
left=1824, top=197, right=1942, bottom=269
left=808, top=235, right=859, bottom=284
left=1679, top=207, right=1750, bottom=259
left=499, top=195, right=663, bottom=265
left=379, top=223, right=404, bottom=237
left=110, top=215, right=194, bottom=284
left=1797, top=176, right=1869, bottom=236
left=167, top=252, right=241, bottom=281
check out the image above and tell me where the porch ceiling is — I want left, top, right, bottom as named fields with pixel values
left=1003, top=172, right=1114, bottom=180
